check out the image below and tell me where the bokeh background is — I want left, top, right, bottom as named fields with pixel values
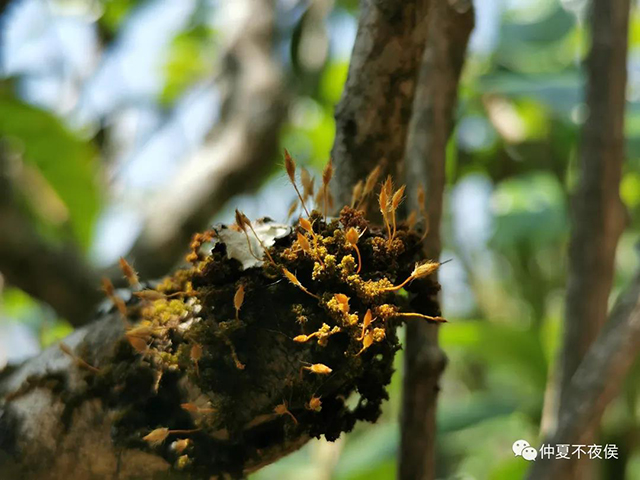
left=1, top=0, right=639, bottom=478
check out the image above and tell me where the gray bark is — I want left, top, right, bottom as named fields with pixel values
left=330, top=0, right=432, bottom=208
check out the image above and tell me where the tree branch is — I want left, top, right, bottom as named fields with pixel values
left=127, top=0, right=287, bottom=279
left=543, top=0, right=630, bottom=476
left=330, top=0, right=432, bottom=208
left=399, top=1, right=473, bottom=479
left=0, top=153, right=102, bottom=328
left=1, top=208, right=438, bottom=479
left=528, top=261, right=640, bottom=479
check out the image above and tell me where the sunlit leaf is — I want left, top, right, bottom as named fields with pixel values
left=320, top=61, right=349, bottom=104
left=490, top=172, right=567, bottom=249
left=441, top=321, right=548, bottom=391
left=0, top=90, right=100, bottom=247
left=438, top=393, right=519, bottom=433
left=334, top=423, right=398, bottom=479
left=161, top=25, right=217, bottom=104
left=40, top=319, right=74, bottom=348
left=100, top=0, right=142, bottom=34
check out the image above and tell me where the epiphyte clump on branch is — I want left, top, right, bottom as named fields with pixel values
left=89, top=152, right=445, bottom=478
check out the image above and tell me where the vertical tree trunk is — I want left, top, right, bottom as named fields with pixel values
left=330, top=0, right=432, bottom=207
left=527, top=267, right=640, bottom=479
left=544, top=0, right=630, bottom=477
left=399, top=2, right=473, bottom=479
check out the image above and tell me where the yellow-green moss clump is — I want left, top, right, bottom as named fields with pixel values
left=83, top=167, right=444, bottom=479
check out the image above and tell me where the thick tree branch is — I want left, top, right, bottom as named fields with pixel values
left=330, top=0, right=432, bottom=207
left=543, top=0, right=630, bottom=476
left=399, top=1, right=473, bottom=479
left=528, top=262, right=640, bottom=479
left=127, top=0, right=287, bottom=279
left=1, top=208, right=440, bottom=479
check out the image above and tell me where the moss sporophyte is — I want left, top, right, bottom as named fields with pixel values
left=65, top=153, right=445, bottom=477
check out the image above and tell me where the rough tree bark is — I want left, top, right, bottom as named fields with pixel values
left=1, top=208, right=441, bottom=479
left=543, top=0, right=630, bottom=477
left=400, top=2, right=473, bottom=479
left=330, top=0, right=432, bottom=207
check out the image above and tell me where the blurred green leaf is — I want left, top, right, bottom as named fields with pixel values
left=478, top=71, right=583, bottom=117
left=1, top=288, right=38, bottom=319
left=441, top=321, right=548, bottom=391
left=501, top=4, right=576, bottom=45
left=40, top=319, right=74, bottom=348
left=515, top=99, right=550, bottom=140
left=491, top=172, right=567, bottom=249
left=0, top=91, right=100, bottom=247
left=341, top=459, right=396, bottom=480
left=621, top=172, right=640, bottom=209
left=320, top=61, right=349, bottom=104
left=161, top=25, right=217, bottom=104
left=438, top=393, right=519, bottom=433
left=335, top=0, right=359, bottom=13
left=100, top=0, right=141, bottom=34
left=280, top=100, right=336, bottom=168
left=488, top=456, right=529, bottom=480
left=334, top=423, right=398, bottom=479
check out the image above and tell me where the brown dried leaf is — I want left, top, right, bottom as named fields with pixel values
left=234, top=285, right=245, bottom=312
left=284, top=149, right=296, bottom=183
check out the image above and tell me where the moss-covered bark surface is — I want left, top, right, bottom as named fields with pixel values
left=1, top=198, right=442, bottom=479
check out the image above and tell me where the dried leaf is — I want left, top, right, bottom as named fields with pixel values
left=101, top=278, right=115, bottom=298
left=234, top=285, right=245, bottom=312
left=284, top=149, right=296, bottom=183
left=143, top=428, right=170, bottom=446
left=235, top=209, right=248, bottom=231
left=379, top=187, right=389, bottom=216
left=322, top=159, right=333, bottom=187
left=301, top=168, right=314, bottom=199
left=173, top=439, right=190, bottom=454
left=411, top=261, right=440, bottom=279
left=391, top=185, right=406, bottom=210
left=299, top=217, right=313, bottom=234
left=127, top=336, right=148, bottom=353
left=287, top=198, right=298, bottom=219
left=305, top=363, right=332, bottom=375
left=119, top=257, right=139, bottom=288
left=407, top=210, right=418, bottom=229
left=351, top=180, right=363, bottom=207
left=363, top=165, right=382, bottom=196
left=283, top=268, right=302, bottom=288
left=306, top=396, right=322, bottom=411
left=181, top=403, right=199, bottom=413
left=190, top=344, right=202, bottom=361
left=133, top=290, right=166, bottom=301
left=297, top=232, right=311, bottom=253
left=346, top=227, right=359, bottom=246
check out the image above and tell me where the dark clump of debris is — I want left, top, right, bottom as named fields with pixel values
left=79, top=157, right=444, bottom=478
